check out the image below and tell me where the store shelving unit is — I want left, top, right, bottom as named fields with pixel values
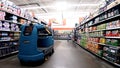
left=75, top=41, right=120, bottom=67
left=0, top=0, right=35, bottom=58
left=75, top=1, right=120, bottom=67
left=89, top=14, right=120, bottom=27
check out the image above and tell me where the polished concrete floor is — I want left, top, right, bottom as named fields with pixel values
left=0, top=40, right=115, bottom=68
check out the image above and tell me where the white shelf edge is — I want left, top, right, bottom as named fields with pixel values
left=105, top=36, right=120, bottom=39
left=0, top=39, right=19, bottom=42
left=105, top=27, right=120, bottom=30
left=0, top=30, right=21, bottom=32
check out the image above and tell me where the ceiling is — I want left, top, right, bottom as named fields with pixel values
left=9, top=0, right=104, bottom=16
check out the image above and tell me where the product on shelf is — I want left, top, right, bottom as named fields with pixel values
left=9, top=32, right=14, bottom=37
left=113, top=8, right=119, bottom=16
left=0, top=11, right=6, bottom=20
left=88, top=21, right=93, bottom=26
left=97, top=23, right=106, bottom=30
left=2, top=21, right=10, bottom=31
left=99, top=13, right=107, bottom=21
left=106, top=31, right=112, bottom=36
left=116, top=20, right=120, bottom=27
left=106, top=30, right=120, bottom=36
left=85, top=28, right=88, bottom=32
left=111, top=39, right=120, bottom=46
left=108, top=10, right=114, bottom=18
left=9, top=15, right=18, bottom=23
left=0, top=37, right=11, bottom=40
left=92, top=26, right=97, bottom=31
left=106, top=39, right=111, bottom=45
left=15, top=25, right=20, bottom=31
left=106, top=23, right=110, bottom=29
left=106, top=39, right=120, bottom=46
left=89, top=27, right=92, bottom=32
left=14, top=32, right=20, bottom=39
left=94, top=17, right=99, bottom=24
left=90, top=38, right=99, bottom=43
left=89, top=31, right=105, bottom=37
left=112, top=30, right=119, bottom=36
left=103, top=46, right=109, bottom=58
left=87, top=41, right=103, bottom=55
left=98, top=50, right=103, bottom=56
left=103, top=46, right=120, bottom=64
left=12, top=41, right=18, bottom=46
left=0, top=21, right=2, bottom=30
left=96, top=38, right=100, bottom=42
left=10, top=23, right=15, bottom=31
left=0, top=0, right=34, bottom=21
left=99, top=38, right=106, bottom=44
left=80, top=34, right=87, bottom=47
left=106, top=20, right=120, bottom=29
left=2, top=32, right=8, bottom=36
left=0, top=0, right=8, bottom=11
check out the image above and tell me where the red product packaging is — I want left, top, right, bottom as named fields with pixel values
left=112, top=30, right=119, bottom=36
left=96, top=38, right=99, bottom=42
left=106, top=31, right=112, bottom=36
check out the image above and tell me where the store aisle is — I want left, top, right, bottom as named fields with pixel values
left=0, top=40, right=114, bottom=68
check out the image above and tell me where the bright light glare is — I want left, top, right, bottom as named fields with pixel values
left=55, top=2, right=68, bottom=10
left=23, top=3, right=99, bottom=10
